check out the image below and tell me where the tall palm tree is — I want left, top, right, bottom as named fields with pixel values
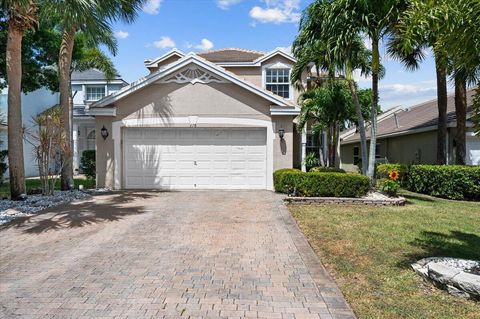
left=392, top=0, right=454, bottom=165
left=2, top=0, right=38, bottom=199
left=292, top=0, right=375, bottom=174
left=327, top=0, right=406, bottom=179
left=41, top=0, right=144, bottom=190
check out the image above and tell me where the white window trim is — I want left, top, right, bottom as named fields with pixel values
left=261, top=62, right=293, bottom=101
left=84, top=85, right=107, bottom=102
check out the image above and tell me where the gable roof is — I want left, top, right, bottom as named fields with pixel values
left=342, top=88, right=476, bottom=144
left=144, top=48, right=185, bottom=69
left=71, top=69, right=126, bottom=83
left=90, top=53, right=299, bottom=112
left=197, top=48, right=266, bottom=63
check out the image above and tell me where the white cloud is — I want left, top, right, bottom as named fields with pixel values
left=143, top=0, right=162, bottom=14
left=217, top=0, right=242, bottom=9
left=114, top=30, right=129, bottom=39
left=249, top=0, right=300, bottom=24
left=187, top=38, right=214, bottom=51
left=153, top=36, right=176, bottom=49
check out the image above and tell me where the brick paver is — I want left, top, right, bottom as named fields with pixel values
left=0, top=191, right=355, bottom=319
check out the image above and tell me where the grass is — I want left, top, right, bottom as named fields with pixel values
left=0, top=177, right=95, bottom=198
left=289, top=190, right=480, bottom=319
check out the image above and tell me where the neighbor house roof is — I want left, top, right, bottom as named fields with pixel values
left=71, top=69, right=127, bottom=84
left=341, top=88, right=476, bottom=144
left=197, top=48, right=266, bottom=63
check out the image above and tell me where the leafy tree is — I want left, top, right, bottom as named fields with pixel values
left=2, top=0, right=38, bottom=199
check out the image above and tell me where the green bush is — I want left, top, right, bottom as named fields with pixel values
left=80, top=150, right=96, bottom=179
left=310, top=166, right=346, bottom=173
left=406, top=165, right=480, bottom=200
left=273, top=169, right=370, bottom=198
left=377, top=178, right=400, bottom=197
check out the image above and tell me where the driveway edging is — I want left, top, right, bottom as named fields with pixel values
left=276, top=195, right=357, bottom=319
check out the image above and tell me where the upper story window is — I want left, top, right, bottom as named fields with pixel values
left=265, top=68, right=290, bottom=99
left=85, top=86, right=105, bottom=101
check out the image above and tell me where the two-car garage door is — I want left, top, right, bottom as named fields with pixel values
left=123, top=127, right=267, bottom=189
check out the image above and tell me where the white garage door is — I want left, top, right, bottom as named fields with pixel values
left=466, top=136, right=480, bottom=165
left=123, top=127, right=267, bottom=189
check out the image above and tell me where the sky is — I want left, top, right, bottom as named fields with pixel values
left=109, top=0, right=445, bottom=110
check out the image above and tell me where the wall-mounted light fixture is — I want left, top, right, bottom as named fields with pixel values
left=100, top=125, right=109, bottom=140
left=278, top=128, right=285, bottom=140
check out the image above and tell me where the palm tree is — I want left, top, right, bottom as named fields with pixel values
left=41, top=0, right=144, bottom=190
left=326, top=0, right=406, bottom=179
left=392, top=0, right=455, bottom=165
left=292, top=0, right=374, bottom=174
left=2, top=0, right=38, bottom=199
left=297, top=80, right=354, bottom=168
left=441, top=0, right=480, bottom=164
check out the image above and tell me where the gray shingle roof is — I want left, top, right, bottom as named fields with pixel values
left=342, top=88, right=476, bottom=143
left=71, top=69, right=125, bottom=82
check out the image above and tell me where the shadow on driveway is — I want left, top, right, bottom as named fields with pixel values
left=0, top=191, right=156, bottom=234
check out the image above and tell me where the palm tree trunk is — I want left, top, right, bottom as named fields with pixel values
left=347, top=79, right=368, bottom=175
left=454, top=76, right=467, bottom=165
left=334, top=122, right=341, bottom=168
left=435, top=57, right=448, bottom=165
left=59, top=27, right=76, bottom=190
left=367, top=38, right=379, bottom=181
left=318, top=130, right=325, bottom=167
left=6, top=20, right=26, bottom=199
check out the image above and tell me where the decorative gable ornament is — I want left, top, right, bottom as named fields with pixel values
left=160, top=67, right=228, bottom=84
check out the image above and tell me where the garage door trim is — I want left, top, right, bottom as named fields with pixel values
left=112, top=117, right=274, bottom=190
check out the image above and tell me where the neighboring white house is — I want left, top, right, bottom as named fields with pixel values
left=0, top=70, right=127, bottom=177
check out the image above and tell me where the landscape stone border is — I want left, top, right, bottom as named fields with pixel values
left=412, top=257, right=480, bottom=300
left=284, top=196, right=406, bottom=206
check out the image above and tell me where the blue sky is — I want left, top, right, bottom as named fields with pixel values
left=110, top=0, right=444, bottom=110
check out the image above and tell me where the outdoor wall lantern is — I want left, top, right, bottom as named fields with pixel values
left=100, top=125, right=109, bottom=140
left=278, top=128, right=285, bottom=140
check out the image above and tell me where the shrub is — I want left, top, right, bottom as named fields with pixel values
left=304, top=152, right=319, bottom=172
left=80, top=150, right=96, bottom=179
left=310, top=166, right=346, bottom=173
left=377, top=178, right=400, bottom=197
left=406, top=165, right=480, bottom=200
left=273, top=169, right=370, bottom=198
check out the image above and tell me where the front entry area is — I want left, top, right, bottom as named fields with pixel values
left=123, top=127, right=267, bottom=189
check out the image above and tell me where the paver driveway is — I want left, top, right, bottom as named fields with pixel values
left=0, top=191, right=355, bottom=319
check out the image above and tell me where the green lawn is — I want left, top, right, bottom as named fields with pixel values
left=0, top=177, right=95, bottom=198
left=289, top=190, right=480, bottom=319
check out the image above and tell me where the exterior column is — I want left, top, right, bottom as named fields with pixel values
left=72, top=123, right=78, bottom=174
left=301, top=126, right=307, bottom=172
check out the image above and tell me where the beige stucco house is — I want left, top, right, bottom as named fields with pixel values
left=89, top=48, right=307, bottom=190
left=340, top=88, right=479, bottom=171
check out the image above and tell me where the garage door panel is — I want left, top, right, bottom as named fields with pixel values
left=124, top=127, right=267, bottom=189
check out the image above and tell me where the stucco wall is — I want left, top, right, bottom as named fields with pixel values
left=95, top=67, right=295, bottom=188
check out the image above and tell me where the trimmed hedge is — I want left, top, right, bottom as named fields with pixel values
left=310, top=166, right=346, bottom=173
left=273, top=169, right=370, bottom=198
left=377, top=164, right=480, bottom=200
left=406, top=165, right=480, bottom=200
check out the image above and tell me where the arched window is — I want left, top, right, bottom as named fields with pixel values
left=86, top=130, right=96, bottom=150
